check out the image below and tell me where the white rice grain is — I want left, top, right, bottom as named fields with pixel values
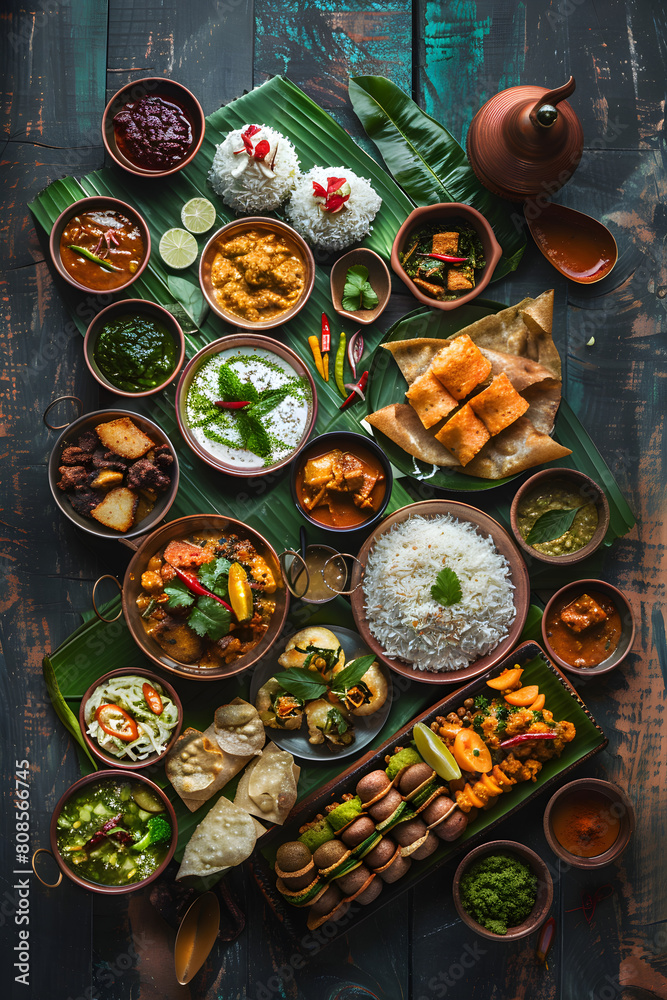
left=285, top=165, right=382, bottom=251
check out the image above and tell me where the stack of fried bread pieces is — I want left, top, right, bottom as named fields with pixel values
left=367, top=289, right=572, bottom=479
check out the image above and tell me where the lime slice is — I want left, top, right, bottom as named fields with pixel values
left=181, top=198, right=216, bottom=234
left=413, top=722, right=462, bottom=782
left=159, top=228, right=198, bottom=269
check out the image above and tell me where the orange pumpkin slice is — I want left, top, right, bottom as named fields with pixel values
left=528, top=694, right=545, bottom=711
left=486, top=667, right=523, bottom=691
left=504, top=685, right=540, bottom=707
left=453, top=729, right=492, bottom=774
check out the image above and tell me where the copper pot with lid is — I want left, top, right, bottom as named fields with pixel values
left=466, top=77, right=584, bottom=202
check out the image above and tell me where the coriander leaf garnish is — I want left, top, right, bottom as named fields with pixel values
left=271, top=668, right=329, bottom=702
left=431, top=567, right=463, bottom=607
left=323, top=707, right=348, bottom=735
left=164, top=579, right=195, bottom=608
left=525, top=506, right=583, bottom=545
left=198, top=556, right=232, bottom=597
left=329, top=654, right=377, bottom=694
left=187, top=597, right=231, bottom=641
left=342, top=264, right=378, bottom=312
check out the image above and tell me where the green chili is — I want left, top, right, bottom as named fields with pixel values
left=334, top=332, right=347, bottom=398
left=67, top=245, right=122, bottom=272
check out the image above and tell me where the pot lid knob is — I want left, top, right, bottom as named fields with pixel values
left=535, top=104, right=558, bottom=127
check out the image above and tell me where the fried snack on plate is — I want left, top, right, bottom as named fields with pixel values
left=405, top=370, right=458, bottom=429
left=234, top=742, right=300, bottom=825
left=468, top=372, right=530, bottom=435
left=214, top=698, right=265, bottom=756
left=95, top=417, right=154, bottom=460
left=429, top=334, right=492, bottom=400
left=176, top=797, right=258, bottom=880
left=165, top=725, right=252, bottom=812
left=434, top=403, right=490, bottom=467
left=90, top=487, right=138, bottom=532
left=277, top=627, right=345, bottom=676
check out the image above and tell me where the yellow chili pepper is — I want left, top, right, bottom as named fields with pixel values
left=334, top=332, right=347, bottom=397
left=323, top=352, right=329, bottom=381
left=228, top=563, right=253, bottom=622
left=308, top=336, right=325, bottom=379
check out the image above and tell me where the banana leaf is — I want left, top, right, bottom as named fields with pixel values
left=348, top=75, right=526, bottom=281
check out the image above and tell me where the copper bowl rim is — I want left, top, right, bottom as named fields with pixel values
left=78, top=667, right=184, bottom=769
left=47, top=407, right=180, bottom=540
left=83, top=299, right=186, bottom=397
left=48, top=196, right=151, bottom=295
left=121, top=513, right=289, bottom=681
left=509, top=467, right=611, bottom=566
left=390, top=202, right=503, bottom=311
left=198, top=218, right=316, bottom=330
left=289, top=430, right=393, bottom=534
left=543, top=778, right=635, bottom=868
left=49, top=770, right=178, bottom=894
left=541, top=578, right=635, bottom=676
left=452, top=839, right=554, bottom=940
left=175, top=334, right=318, bottom=477
left=349, top=499, right=530, bottom=685
left=102, top=76, right=206, bottom=178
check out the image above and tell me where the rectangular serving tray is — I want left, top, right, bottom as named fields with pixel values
left=249, top=640, right=608, bottom=945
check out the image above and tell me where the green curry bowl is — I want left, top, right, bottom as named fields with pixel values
left=47, top=771, right=177, bottom=894
left=452, top=840, right=553, bottom=941
left=84, top=299, right=186, bottom=398
left=509, top=468, right=610, bottom=566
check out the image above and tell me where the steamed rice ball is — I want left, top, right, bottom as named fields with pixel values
left=208, top=124, right=300, bottom=213
left=285, top=166, right=382, bottom=251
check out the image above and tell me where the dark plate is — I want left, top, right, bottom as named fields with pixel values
left=248, top=626, right=392, bottom=762
left=249, top=640, right=607, bottom=946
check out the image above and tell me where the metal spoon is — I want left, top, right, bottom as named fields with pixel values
left=524, top=201, right=618, bottom=284
left=174, top=891, right=220, bottom=985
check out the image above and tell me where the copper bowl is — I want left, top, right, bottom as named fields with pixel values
left=49, top=196, right=151, bottom=295
left=102, top=77, right=205, bottom=178
left=510, top=468, right=610, bottom=566
left=79, top=668, right=183, bottom=769
left=543, top=778, right=634, bottom=868
left=391, top=203, right=502, bottom=311
left=46, top=403, right=180, bottom=540
left=175, top=335, right=317, bottom=478
left=541, top=578, right=635, bottom=677
left=330, top=248, right=392, bottom=326
left=349, top=500, right=530, bottom=685
left=121, top=514, right=289, bottom=681
left=49, top=770, right=177, bottom=894
left=199, top=218, right=315, bottom=330
left=84, top=299, right=185, bottom=398
left=452, top=840, right=553, bottom=941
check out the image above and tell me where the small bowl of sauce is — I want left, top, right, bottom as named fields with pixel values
left=102, top=77, right=205, bottom=178
left=510, top=467, right=610, bottom=565
left=84, top=300, right=185, bottom=397
left=544, top=778, right=634, bottom=868
left=542, top=578, right=635, bottom=677
left=291, top=431, right=393, bottom=534
left=279, top=544, right=353, bottom=604
left=50, top=197, right=150, bottom=295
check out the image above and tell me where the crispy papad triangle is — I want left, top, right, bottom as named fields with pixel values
left=368, top=290, right=571, bottom=478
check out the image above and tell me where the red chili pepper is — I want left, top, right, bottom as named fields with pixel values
left=142, top=682, right=163, bottom=716
left=499, top=732, right=558, bottom=749
left=253, top=139, right=270, bottom=160
left=243, top=125, right=262, bottom=139
left=170, top=566, right=235, bottom=616
left=417, top=252, right=469, bottom=264
left=340, top=370, right=369, bottom=410
left=214, top=400, right=250, bottom=409
left=85, top=813, right=123, bottom=849
left=536, top=916, right=555, bottom=965
left=321, top=313, right=331, bottom=353
left=95, top=704, right=139, bottom=742
left=312, top=181, right=327, bottom=199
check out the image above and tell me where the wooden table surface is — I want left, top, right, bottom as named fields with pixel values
left=2, top=2, right=666, bottom=999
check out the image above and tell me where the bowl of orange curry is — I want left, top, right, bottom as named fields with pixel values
left=49, top=197, right=150, bottom=294
left=199, top=217, right=315, bottom=330
left=543, top=778, right=634, bottom=868
left=291, top=431, right=393, bottom=533
left=541, top=579, right=635, bottom=676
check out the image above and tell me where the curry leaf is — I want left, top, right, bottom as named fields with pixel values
left=187, top=597, right=231, bottom=641
left=525, top=506, right=582, bottom=545
left=329, top=654, right=377, bottom=694
left=431, top=567, right=463, bottom=607
left=271, top=668, right=328, bottom=702
left=348, top=75, right=526, bottom=282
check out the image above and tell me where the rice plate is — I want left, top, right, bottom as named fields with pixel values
left=285, top=165, right=382, bottom=251
left=208, top=124, right=300, bottom=213
left=362, top=514, right=515, bottom=672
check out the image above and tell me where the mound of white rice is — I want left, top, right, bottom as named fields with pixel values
left=285, top=165, right=382, bottom=251
left=208, top=124, right=300, bottom=213
left=362, top=515, right=516, bottom=673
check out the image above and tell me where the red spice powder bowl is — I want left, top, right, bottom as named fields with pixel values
left=543, top=778, right=635, bottom=869
left=102, top=77, right=205, bottom=178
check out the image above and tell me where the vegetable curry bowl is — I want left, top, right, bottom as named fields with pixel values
left=49, top=771, right=177, bottom=894
left=49, top=197, right=151, bottom=294
left=122, top=515, right=289, bottom=680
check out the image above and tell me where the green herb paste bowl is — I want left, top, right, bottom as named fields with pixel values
left=84, top=299, right=185, bottom=397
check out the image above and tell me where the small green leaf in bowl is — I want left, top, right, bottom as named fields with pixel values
left=525, top=506, right=582, bottom=546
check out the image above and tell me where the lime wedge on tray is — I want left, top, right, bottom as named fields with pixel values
left=181, top=198, right=216, bottom=234
left=413, top=722, right=462, bottom=781
left=159, top=228, right=198, bottom=269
